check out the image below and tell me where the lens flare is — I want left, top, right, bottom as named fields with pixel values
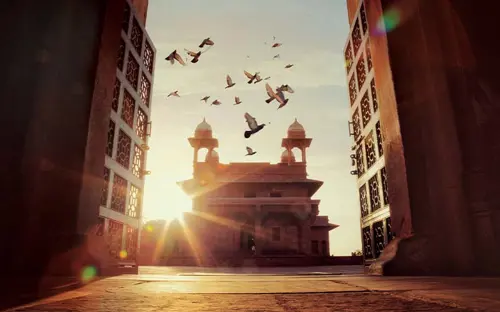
left=81, top=266, right=97, bottom=283
left=374, top=8, right=401, bottom=35
left=119, top=250, right=128, bottom=259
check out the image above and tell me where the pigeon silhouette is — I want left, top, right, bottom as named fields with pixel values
left=185, top=49, right=202, bottom=63
left=285, top=64, right=294, bottom=69
left=168, top=91, right=180, bottom=97
left=225, top=75, right=236, bottom=89
left=278, top=84, right=294, bottom=93
left=272, top=43, right=282, bottom=48
left=211, top=99, right=221, bottom=106
left=254, top=74, right=263, bottom=84
left=199, top=37, right=214, bottom=48
left=201, top=96, right=210, bottom=102
left=244, top=71, right=259, bottom=84
left=244, top=113, right=267, bottom=139
left=234, top=96, right=242, bottom=105
left=245, top=147, right=257, bottom=156
left=273, top=54, right=280, bottom=59
left=265, top=83, right=278, bottom=104
left=276, top=89, right=289, bottom=109
left=165, top=50, right=186, bottom=65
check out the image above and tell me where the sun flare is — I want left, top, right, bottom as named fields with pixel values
left=165, top=184, right=193, bottom=222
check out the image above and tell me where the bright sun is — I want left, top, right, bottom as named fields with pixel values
left=164, top=184, right=193, bottom=221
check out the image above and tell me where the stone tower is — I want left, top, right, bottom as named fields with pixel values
left=281, top=119, right=312, bottom=165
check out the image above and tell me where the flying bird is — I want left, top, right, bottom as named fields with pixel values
left=244, top=70, right=259, bottom=84
left=199, top=37, right=214, bottom=48
left=265, top=83, right=277, bottom=104
left=234, top=96, right=242, bottom=105
left=225, top=75, right=236, bottom=89
left=185, top=49, right=202, bottom=63
left=273, top=54, right=280, bottom=59
left=272, top=43, right=282, bottom=48
left=245, top=147, right=257, bottom=156
left=200, top=96, right=210, bottom=102
left=275, top=89, right=289, bottom=109
left=244, top=112, right=267, bottom=139
left=285, top=64, right=294, bottom=69
left=168, top=91, right=180, bottom=97
left=278, top=84, right=294, bottom=93
left=211, top=99, right=221, bottom=106
left=264, top=83, right=288, bottom=108
left=165, top=50, right=185, bottom=66
left=253, top=74, right=263, bottom=84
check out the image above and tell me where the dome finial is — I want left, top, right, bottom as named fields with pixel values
left=195, top=118, right=213, bottom=138
left=287, top=119, right=306, bottom=138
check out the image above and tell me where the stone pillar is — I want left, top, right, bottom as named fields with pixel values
left=300, top=221, right=311, bottom=255
left=254, top=205, right=263, bottom=256
left=193, top=146, right=198, bottom=163
left=300, top=147, right=306, bottom=163
left=0, top=0, right=125, bottom=288
left=366, top=0, right=500, bottom=275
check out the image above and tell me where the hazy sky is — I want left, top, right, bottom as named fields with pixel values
left=142, top=0, right=361, bottom=255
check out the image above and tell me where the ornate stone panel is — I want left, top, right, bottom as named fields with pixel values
left=345, top=42, right=354, bottom=74
left=359, top=184, right=369, bottom=217
left=121, top=89, right=136, bottom=128
left=365, top=131, right=377, bottom=169
left=356, top=53, right=367, bottom=88
left=111, top=173, right=127, bottom=213
left=101, top=167, right=110, bottom=207
left=349, top=75, right=357, bottom=105
left=373, top=220, right=385, bottom=258
left=352, top=18, right=362, bottom=55
left=369, top=174, right=381, bottom=212
left=360, top=91, right=371, bottom=128
left=106, top=119, right=115, bottom=157
left=127, top=184, right=141, bottom=218
left=362, top=225, right=373, bottom=259
left=116, top=129, right=131, bottom=169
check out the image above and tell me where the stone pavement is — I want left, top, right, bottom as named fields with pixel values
left=4, top=266, right=500, bottom=311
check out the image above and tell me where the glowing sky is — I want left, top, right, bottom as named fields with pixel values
left=142, top=0, right=361, bottom=255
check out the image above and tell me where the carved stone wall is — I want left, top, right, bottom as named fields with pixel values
left=351, top=0, right=500, bottom=275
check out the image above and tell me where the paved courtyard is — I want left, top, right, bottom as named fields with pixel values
left=4, top=266, right=500, bottom=311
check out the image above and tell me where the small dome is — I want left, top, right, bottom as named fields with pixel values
left=205, top=149, right=219, bottom=162
left=287, top=118, right=306, bottom=138
left=195, top=118, right=212, bottom=138
left=281, top=149, right=296, bottom=163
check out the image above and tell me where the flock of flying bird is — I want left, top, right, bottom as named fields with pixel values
left=165, top=36, right=296, bottom=156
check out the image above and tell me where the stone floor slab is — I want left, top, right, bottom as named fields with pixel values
left=4, top=267, right=500, bottom=311
left=8, top=293, right=472, bottom=312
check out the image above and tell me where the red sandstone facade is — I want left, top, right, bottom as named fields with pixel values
left=163, top=119, right=337, bottom=266
left=96, top=0, right=155, bottom=274
left=344, top=0, right=393, bottom=265
left=345, top=0, right=500, bottom=275
left=0, top=0, right=155, bottom=284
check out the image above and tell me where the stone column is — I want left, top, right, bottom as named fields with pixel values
left=0, top=0, right=126, bottom=287
left=254, top=205, right=263, bottom=256
left=300, top=210, right=312, bottom=255
left=366, top=0, right=496, bottom=275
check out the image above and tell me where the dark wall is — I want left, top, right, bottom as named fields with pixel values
left=380, top=0, right=500, bottom=274
left=0, top=0, right=106, bottom=278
